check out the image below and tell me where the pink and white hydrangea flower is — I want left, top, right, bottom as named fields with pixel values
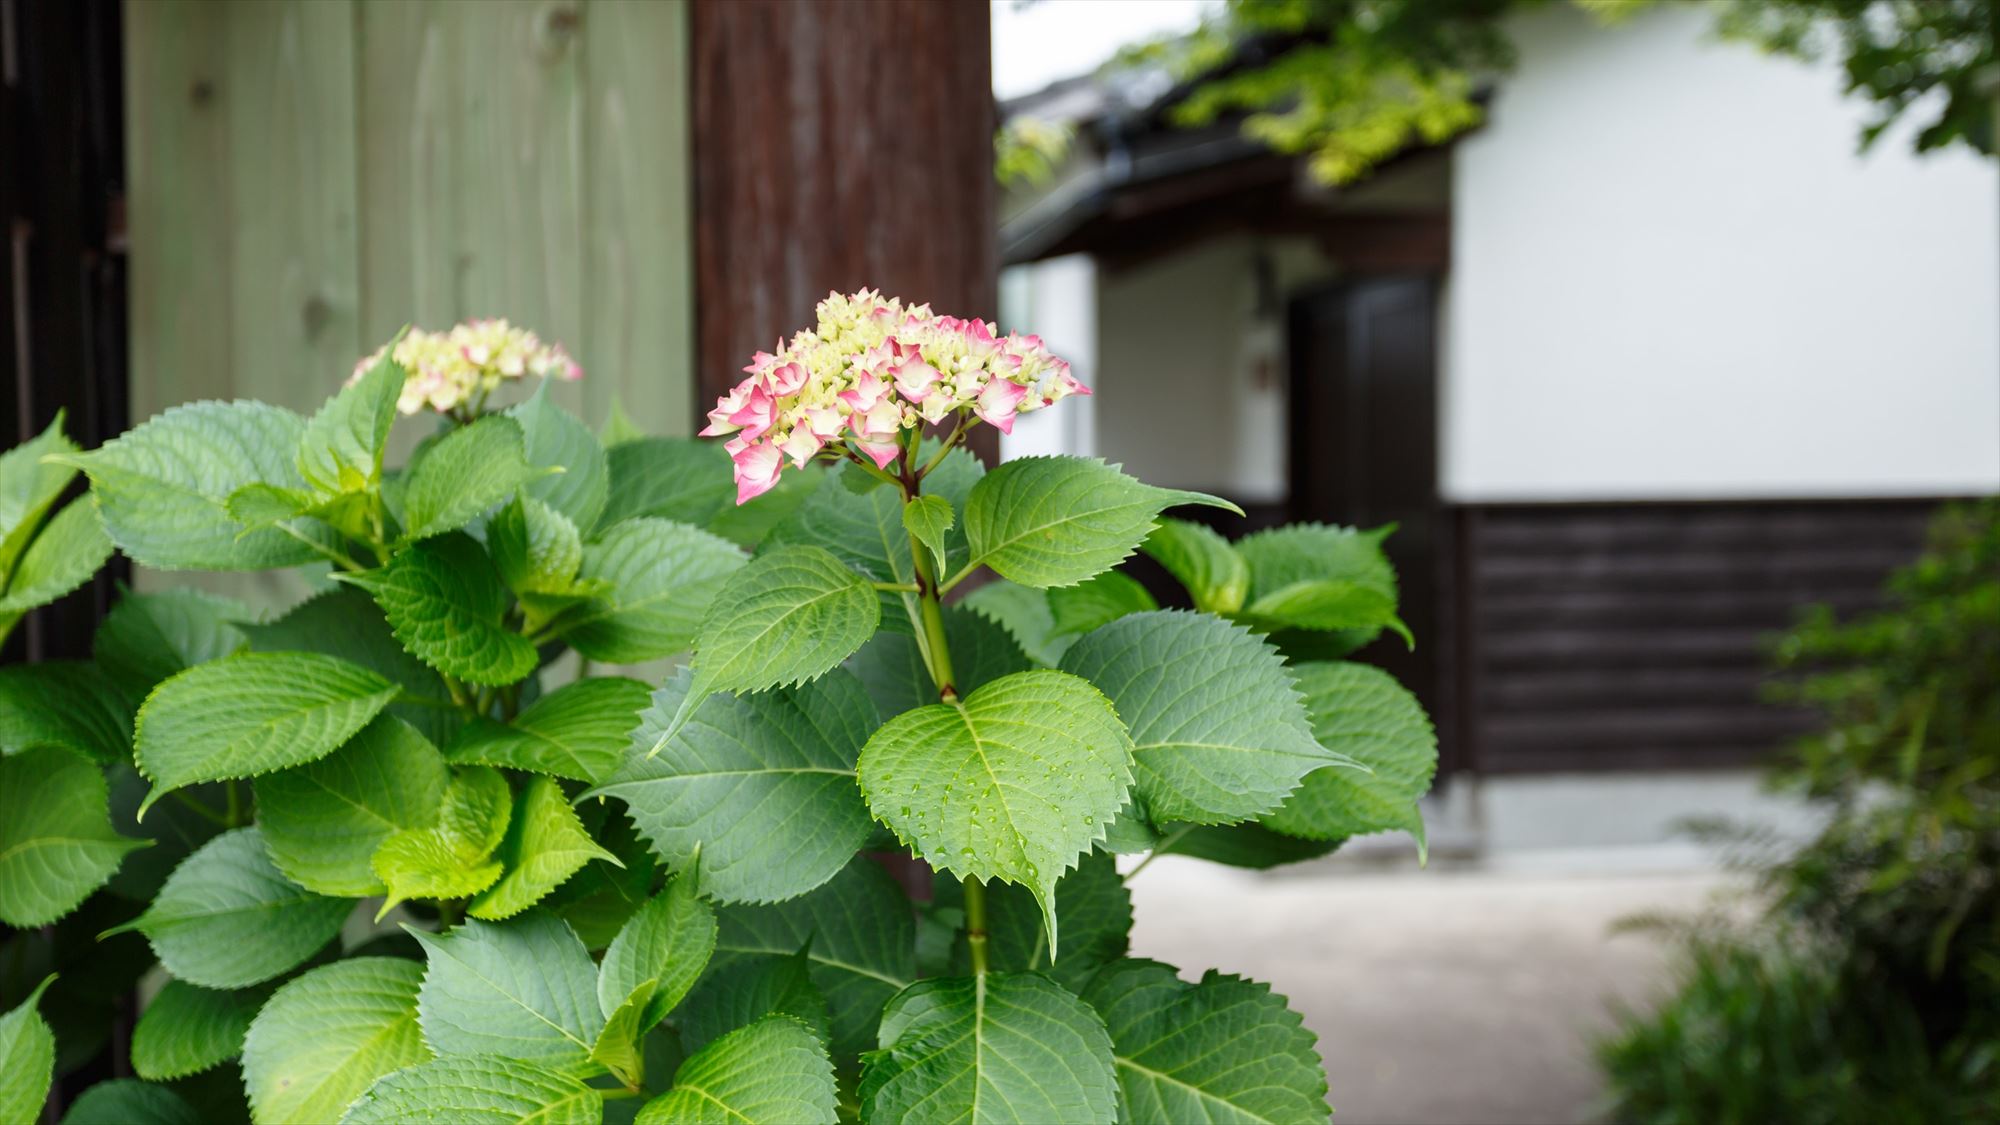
left=352, top=318, right=583, bottom=417
left=703, top=288, right=1088, bottom=503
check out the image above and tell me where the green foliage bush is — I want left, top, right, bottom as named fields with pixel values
left=1599, top=500, right=2000, bottom=1125
left=0, top=325, right=1436, bottom=1123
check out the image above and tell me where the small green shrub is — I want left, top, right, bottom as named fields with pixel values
left=1599, top=499, right=2000, bottom=1125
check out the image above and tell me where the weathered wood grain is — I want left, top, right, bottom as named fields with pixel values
left=689, top=0, right=997, bottom=456
left=129, top=0, right=693, bottom=437
left=224, top=0, right=361, bottom=407
left=125, top=0, right=235, bottom=418
left=583, top=0, right=695, bottom=436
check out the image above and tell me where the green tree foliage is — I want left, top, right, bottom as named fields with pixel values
left=1601, top=500, right=2000, bottom=1124
left=1, top=334, right=1438, bottom=1123
left=1122, top=0, right=1992, bottom=186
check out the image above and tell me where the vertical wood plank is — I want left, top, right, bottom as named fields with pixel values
left=356, top=0, right=588, bottom=422
left=223, top=0, right=361, bottom=408
left=124, top=0, right=234, bottom=420
left=581, top=0, right=693, bottom=435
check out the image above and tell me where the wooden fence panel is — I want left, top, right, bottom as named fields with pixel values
left=127, top=0, right=692, bottom=442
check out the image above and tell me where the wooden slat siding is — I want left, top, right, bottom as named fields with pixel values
left=689, top=0, right=998, bottom=463
left=224, top=1, right=360, bottom=413
left=1459, top=499, right=1941, bottom=774
left=124, top=0, right=235, bottom=418
left=128, top=0, right=693, bottom=441
left=583, top=0, right=694, bottom=437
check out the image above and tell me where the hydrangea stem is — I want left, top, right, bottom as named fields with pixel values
left=900, top=445, right=985, bottom=974
left=963, top=876, right=990, bottom=976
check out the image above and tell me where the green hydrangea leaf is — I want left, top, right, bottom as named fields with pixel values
left=0, top=660, right=130, bottom=763
left=1059, top=611, right=1344, bottom=826
left=902, top=493, right=954, bottom=575
left=766, top=449, right=983, bottom=635
left=111, top=828, right=348, bottom=988
left=765, top=464, right=917, bottom=633
left=857, top=669, right=1133, bottom=957
left=1235, top=522, right=1406, bottom=643
left=963, top=456, right=1239, bottom=589
left=591, top=975, right=659, bottom=1088
left=0, top=976, right=55, bottom=1125
left=557, top=518, right=747, bottom=664
left=338, top=532, right=538, bottom=687
left=54, top=401, right=321, bottom=570
left=409, top=913, right=604, bottom=1076
left=847, top=603, right=1030, bottom=720
left=0, top=412, right=80, bottom=576
left=961, top=579, right=1071, bottom=666
left=707, top=461, right=825, bottom=549
left=859, top=973, right=1117, bottom=1125
left=0, top=498, right=112, bottom=613
left=661, top=545, right=880, bottom=739
left=598, top=872, right=716, bottom=1032
left=371, top=766, right=511, bottom=916
left=488, top=494, right=584, bottom=598
left=638, top=1015, right=837, bottom=1125
left=599, top=397, right=646, bottom=448
left=1098, top=797, right=1159, bottom=855
left=131, top=980, right=266, bottom=1081
left=399, top=414, right=551, bottom=541
left=1237, top=522, right=1394, bottom=596
left=677, top=946, right=831, bottom=1057
left=1243, top=579, right=1410, bottom=644
left=545, top=810, right=659, bottom=951
left=342, top=1056, right=601, bottom=1125
left=934, top=850, right=1129, bottom=994
left=1081, top=958, right=1330, bottom=1125
left=509, top=386, right=609, bottom=531
left=56, top=1079, right=200, bottom=1125
left=0, top=747, right=148, bottom=926
left=1150, top=821, right=1341, bottom=870
left=242, top=588, right=458, bottom=745
left=133, top=651, right=400, bottom=818
left=241, top=957, right=430, bottom=1125
left=255, top=715, right=450, bottom=896
left=598, top=437, right=733, bottom=531
left=1046, top=570, right=1157, bottom=639
left=468, top=775, right=619, bottom=920
left=1140, top=518, right=1250, bottom=614
left=446, top=676, right=650, bottom=784
left=103, top=769, right=228, bottom=903
left=594, top=668, right=874, bottom=904
left=1261, top=662, right=1437, bottom=857
left=93, top=589, right=249, bottom=702
left=299, top=348, right=404, bottom=497
left=710, top=857, right=916, bottom=1060
left=763, top=458, right=934, bottom=586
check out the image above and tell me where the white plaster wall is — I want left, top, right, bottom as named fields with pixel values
left=1084, top=236, right=1329, bottom=499
left=1444, top=3, right=2000, bottom=501
left=999, top=255, right=1099, bottom=462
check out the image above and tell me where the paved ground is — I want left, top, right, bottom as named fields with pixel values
left=1125, top=857, right=1730, bottom=1125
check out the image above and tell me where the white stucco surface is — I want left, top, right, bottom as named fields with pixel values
left=1444, top=4, right=2000, bottom=501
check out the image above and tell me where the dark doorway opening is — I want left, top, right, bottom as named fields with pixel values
left=1286, top=276, right=1455, bottom=774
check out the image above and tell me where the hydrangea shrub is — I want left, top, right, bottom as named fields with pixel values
left=0, top=294, right=1437, bottom=1125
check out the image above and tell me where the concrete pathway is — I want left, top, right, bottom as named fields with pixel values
left=1125, top=858, right=1729, bottom=1125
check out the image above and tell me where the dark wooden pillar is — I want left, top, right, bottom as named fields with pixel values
left=692, top=1, right=995, bottom=899
left=689, top=0, right=997, bottom=459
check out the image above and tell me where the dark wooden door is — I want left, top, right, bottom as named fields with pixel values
left=1287, top=277, right=1453, bottom=770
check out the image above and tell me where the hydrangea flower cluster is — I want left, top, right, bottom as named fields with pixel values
left=353, top=318, right=582, bottom=417
left=702, top=289, right=1088, bottom=503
